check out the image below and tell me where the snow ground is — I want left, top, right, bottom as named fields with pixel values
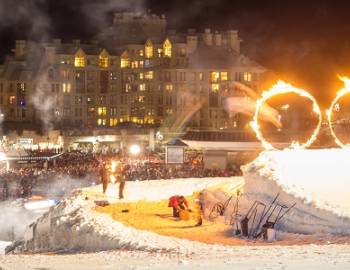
left=1, top=244, right=350, bottom=270
left=3, top=149, right=350, bottom=269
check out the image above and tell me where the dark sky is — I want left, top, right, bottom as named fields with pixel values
left=1, top=0, right=350, bottom=107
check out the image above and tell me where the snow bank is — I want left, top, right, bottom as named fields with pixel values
left=241, top=149, right=350, bottom=235
left=0, top=241, right=11, bottom=255
left=15, top=177, right=237, bottom=253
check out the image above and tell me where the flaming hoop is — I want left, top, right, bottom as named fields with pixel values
left=251, top=80, right=322, bottom=150
left=326, top=76, right=350, bottom=148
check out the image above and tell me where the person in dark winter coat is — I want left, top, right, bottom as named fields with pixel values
left=99, top=163, right=109, bottom=194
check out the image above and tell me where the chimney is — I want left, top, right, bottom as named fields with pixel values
left=53, top=38, right=61, bottom=46
left=227, top=30, right=240, bottom=53
left=72, top=39, right=80, bottom=47
left=214, top=31, right=222, bottom=46
left=187, top=28, right=196, bottom=34
left=168, top=29, right=176, bottom=35
left=203, top=28, right=213, bottom=46
left=15, top=40, right=27, bottom=59
left=90, top=40, right=98, bottom=45
left=186, top=35, right=198, bottom=54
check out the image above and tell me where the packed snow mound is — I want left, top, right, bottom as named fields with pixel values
left=241, top=149, right=350, bottom=235
left=16, top=178, right=238, bottom=253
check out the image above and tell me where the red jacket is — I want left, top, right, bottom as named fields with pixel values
left=168, top=195, right=189, bottom=208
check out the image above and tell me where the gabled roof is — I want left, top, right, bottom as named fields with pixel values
left=166, top=138, right=188, bottom=147
left=55, top=44, right=106, bottom=56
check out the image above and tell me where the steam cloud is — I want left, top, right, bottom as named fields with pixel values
left=224, top=82, right=282, bottom=128
left=0, top=174, right=95, bottom=241
left=31, top=73, right=56, bottom=133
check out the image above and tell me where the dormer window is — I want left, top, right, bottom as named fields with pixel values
left=74, top=55, right=85, bottom=67
left=99, top=51, right=109, bottom=68
left=163, top=38, right=172, bottom=58
left=145, top=40, right=153, bottom=58
left=121, top=52, right=130, bottom=68
left=74, top=49, right=86, bottom=67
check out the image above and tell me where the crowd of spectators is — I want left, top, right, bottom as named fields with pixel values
left=0, top=150, right=241, bottom=201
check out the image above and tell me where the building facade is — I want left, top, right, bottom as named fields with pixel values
left=0, top=12, right=267, bottom=134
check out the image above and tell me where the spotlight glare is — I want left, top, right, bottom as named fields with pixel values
left=129, top=144, right=141, bottom=155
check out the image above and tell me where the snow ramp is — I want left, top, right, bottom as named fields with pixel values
left=241, top=148, right=350, bottom=235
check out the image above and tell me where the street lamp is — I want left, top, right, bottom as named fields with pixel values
left=129, top=144, right=141, bottom=155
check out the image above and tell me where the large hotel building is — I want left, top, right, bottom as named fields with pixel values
left=0, top=12, right=267, bottom=149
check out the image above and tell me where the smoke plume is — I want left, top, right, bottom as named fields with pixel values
left=80, top=0, right=146, bottom=32
left=31, top=73, right=56, bottom=133
left=0, top=174, right=95, bottom=241
left=0, top=0, right=51, bottom=41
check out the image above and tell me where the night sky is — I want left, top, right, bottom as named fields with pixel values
left=1, top=0, right=350, bottom=107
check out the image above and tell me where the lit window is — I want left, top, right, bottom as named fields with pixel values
left=145, top=40, right=153, bottom=58
left=87, top=96, right=93, bottom=104
left=157, top=48, right=163, bottom=58
left=138, top=96, right=145, bottom=103
left=74, top=55, right=85, bottom=67
left=62, top=70, right=69, bottom=79
left=131, top=61, right=139, bottom=69
left=199, top=72, right=203, bottom=81
left=139, top=61, right=144, bottom=68
left=211, top=71, right=220, bottom=82
left=99, top=55, right=109, bottom=68
left=62, top=83, right=71, bottom=93
left=166, top=108, right=173, bottom=116
left=9, top=95, right=16, bottom=105
left=139, top=83, right=146, bottom=91
left=75, top=96, right=83, bottom=104
left=97, top=118, right=106, bottom=126
left=163, top=39, right=172, bottom=58
left=110, top=71, right=117, bottom=80
left=211, top=83, right=219, bottom=92
left=220, top=71, right=228, bottom=81
left=145, top=71, right=153, bottom=80
left=139, top=72, right=144, bottom=80
left=121, top=54, right=130, bottom=68
left=139, top=50, right=144, bottom=57
left=98, top=107, right=107, bottom=116
left=109, top=118, right=118, bottom=126
left=125, top=83, right=130, bottom=93
left=244, top=72, right=252, bottom=82
left=165, top=84, right=173, bottom=92
left=87, top=107, right=95, bottom=116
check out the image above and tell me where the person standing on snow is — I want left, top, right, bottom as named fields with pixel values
left=98, top=162, right=109, bottom=194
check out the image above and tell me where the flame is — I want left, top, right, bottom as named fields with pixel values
left=326, top=76, right=350, bottom=148
left=251, top=80, right=322, bottom=150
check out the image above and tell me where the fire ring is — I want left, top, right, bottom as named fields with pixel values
left=326, top=77, right=350, bottom=148
left=251, top=80, right=322, bottom=150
